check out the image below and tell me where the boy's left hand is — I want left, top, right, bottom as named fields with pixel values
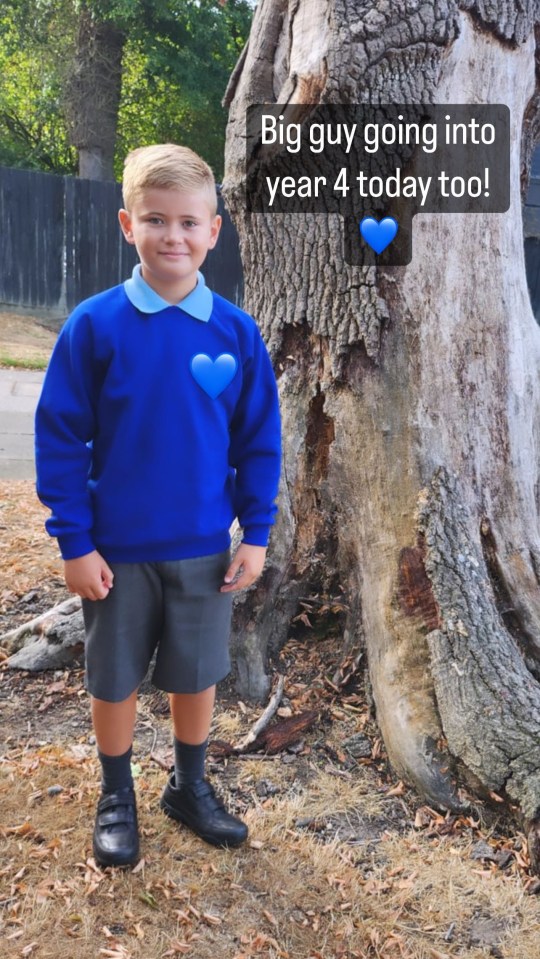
left=221, top=543, right=267, bottom=592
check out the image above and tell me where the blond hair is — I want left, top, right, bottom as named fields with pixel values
left=122, top=144, right=217, bottom=215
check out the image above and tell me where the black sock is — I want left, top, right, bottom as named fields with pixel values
left=98, top=745, right=134, bottom=794
left=174, top=736, right=207, bottom=786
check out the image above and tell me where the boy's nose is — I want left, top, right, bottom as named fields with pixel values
left=164, top=224, right=185, bottom=243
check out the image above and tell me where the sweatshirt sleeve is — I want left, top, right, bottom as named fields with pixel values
left=228, top=325, right=281, bottom=547
left=34, top=309, right=99, bottom=560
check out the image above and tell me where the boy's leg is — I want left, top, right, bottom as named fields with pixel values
left=92, top=691, right=137, bottom=791
left=169, top=686, right=215, bottom=785
left=91, top=691, right=140, bottom=868
left=155, top=552, right=246, bottom=846
left=169, top=685, right=215, bottom=742
left=92, top=690, right=138, bottom=757
left=82, top=562, right=162, bottom=868
left=162, top=684, right=248, bottom=848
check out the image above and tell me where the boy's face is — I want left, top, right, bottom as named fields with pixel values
left=118, top=187, right=221, bottom=302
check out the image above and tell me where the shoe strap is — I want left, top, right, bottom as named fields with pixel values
left=191, top=779, right=225, bottom=810
left=98, top=808, right=137, bottom=827
left=98, top=788, right=136, bottom=813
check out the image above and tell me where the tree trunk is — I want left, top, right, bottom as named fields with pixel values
left=223, top=0, right=540, bottom=838
left=64, top=6, right=125, bottom=180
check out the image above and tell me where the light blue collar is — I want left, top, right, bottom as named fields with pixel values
left=124, top=264, right=213, bottom=322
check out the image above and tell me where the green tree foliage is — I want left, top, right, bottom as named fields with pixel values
left=116, top=0, right=253, bottom=179
left=0, top=1, right=78, bottom=172
left=0, top=0, right=253, bottom=179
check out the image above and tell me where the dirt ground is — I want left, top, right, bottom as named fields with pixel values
left=1, top=316, right=540, bottom=958
left=0, top=309, right=58, bottom=369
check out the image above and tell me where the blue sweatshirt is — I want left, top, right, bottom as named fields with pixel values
left=35, top=267, right=281, bottom=562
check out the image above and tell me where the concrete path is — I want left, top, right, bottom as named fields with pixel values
left=0, top=369, right=45, bottom=479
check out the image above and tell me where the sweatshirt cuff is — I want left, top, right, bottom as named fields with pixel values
left=241, top=525, right=271, bottom=548
left=58, top=532, right=96, bottom=561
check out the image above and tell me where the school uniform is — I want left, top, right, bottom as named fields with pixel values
left=35, top=265, right=281, bottom=700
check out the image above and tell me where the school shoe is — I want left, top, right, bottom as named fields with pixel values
left=92, top=786, right=140, bottom=868
left=160, top=773, right=248, bottom=848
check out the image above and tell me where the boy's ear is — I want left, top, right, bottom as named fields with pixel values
left=118, top=208, right=135, bottom=244
left=208, top=214, right=222, bottom=250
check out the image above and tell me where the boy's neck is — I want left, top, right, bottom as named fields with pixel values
left=140, top=267, right=198, bottom=305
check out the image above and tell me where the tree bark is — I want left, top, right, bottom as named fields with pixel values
left=64, top=6, right=125, bottom=180
left=223, top=0, right=540, bottom=834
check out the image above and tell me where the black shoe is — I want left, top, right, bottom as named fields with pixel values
left=160, top=773, right=248, bottom=848
left=93, top=786, right=140, bottom=868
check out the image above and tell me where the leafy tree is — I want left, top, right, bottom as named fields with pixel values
left=0, top=0, right=253, bottom=179
left=0, top=2, right=77, bottom=172
left=116, top=1, right=252, bottom=179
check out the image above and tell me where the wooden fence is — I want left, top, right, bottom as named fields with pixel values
left=0, top=166, right=243, bottom=320
left=5, top=158, right=539, bottom=323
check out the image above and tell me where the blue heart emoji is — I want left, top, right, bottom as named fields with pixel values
left=190, top=353, right=238, bottom=398
left=359, top=216, right=398, bottom=254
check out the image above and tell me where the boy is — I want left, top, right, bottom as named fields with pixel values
left=35, top=144, right=281, bottom=868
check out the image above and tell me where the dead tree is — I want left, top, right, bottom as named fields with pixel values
left=223, top=0, right=540, bottom=859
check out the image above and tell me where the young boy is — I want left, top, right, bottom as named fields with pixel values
left=34, top=144, right=281, bottom=868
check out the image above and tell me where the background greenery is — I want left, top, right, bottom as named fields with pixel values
left=0, top=0, right=254, bottom=181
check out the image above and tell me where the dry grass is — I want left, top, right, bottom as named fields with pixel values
left=2, top=485, right=540, bottom=958
left=0, top=310, right=57, bottom=370
left=2, top=744, right=540, bottom=959
left=0, top=481, right=63, bottom=593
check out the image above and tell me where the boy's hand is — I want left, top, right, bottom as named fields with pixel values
left=64, top=550, right=114, bottom=601
left=221, top=544, right=267, bottom=593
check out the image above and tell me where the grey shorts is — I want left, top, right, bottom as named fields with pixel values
left=81, top=550, right=233, bottom=702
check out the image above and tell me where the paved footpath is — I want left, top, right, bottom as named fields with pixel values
left=0, top=369, right=45, bottom=480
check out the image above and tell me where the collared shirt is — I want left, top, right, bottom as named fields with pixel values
left=123, top=263, right=213, bottom=323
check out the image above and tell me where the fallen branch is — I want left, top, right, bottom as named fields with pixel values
left=150, top=753, right=170, bottom=771
left=233, top=674, right=285, bottom=753
left=254, top=709, right=319, bottom=754
left=0, top=597, right=81, bottom=655
left=209, top=705, right=320, bottom=759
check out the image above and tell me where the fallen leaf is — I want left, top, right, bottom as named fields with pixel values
left=202, top=912, right=222, bottom=926
left=21, top=944, right=38, bottom=956
left=386, top=781, right=406, bottom=797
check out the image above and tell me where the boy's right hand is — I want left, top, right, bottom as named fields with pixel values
left=64, top=550, right=114, bottom=601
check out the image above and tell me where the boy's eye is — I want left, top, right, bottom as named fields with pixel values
left=183, top=220, right=198, bottom=229
left=147, top=216, right=164, bottom=225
